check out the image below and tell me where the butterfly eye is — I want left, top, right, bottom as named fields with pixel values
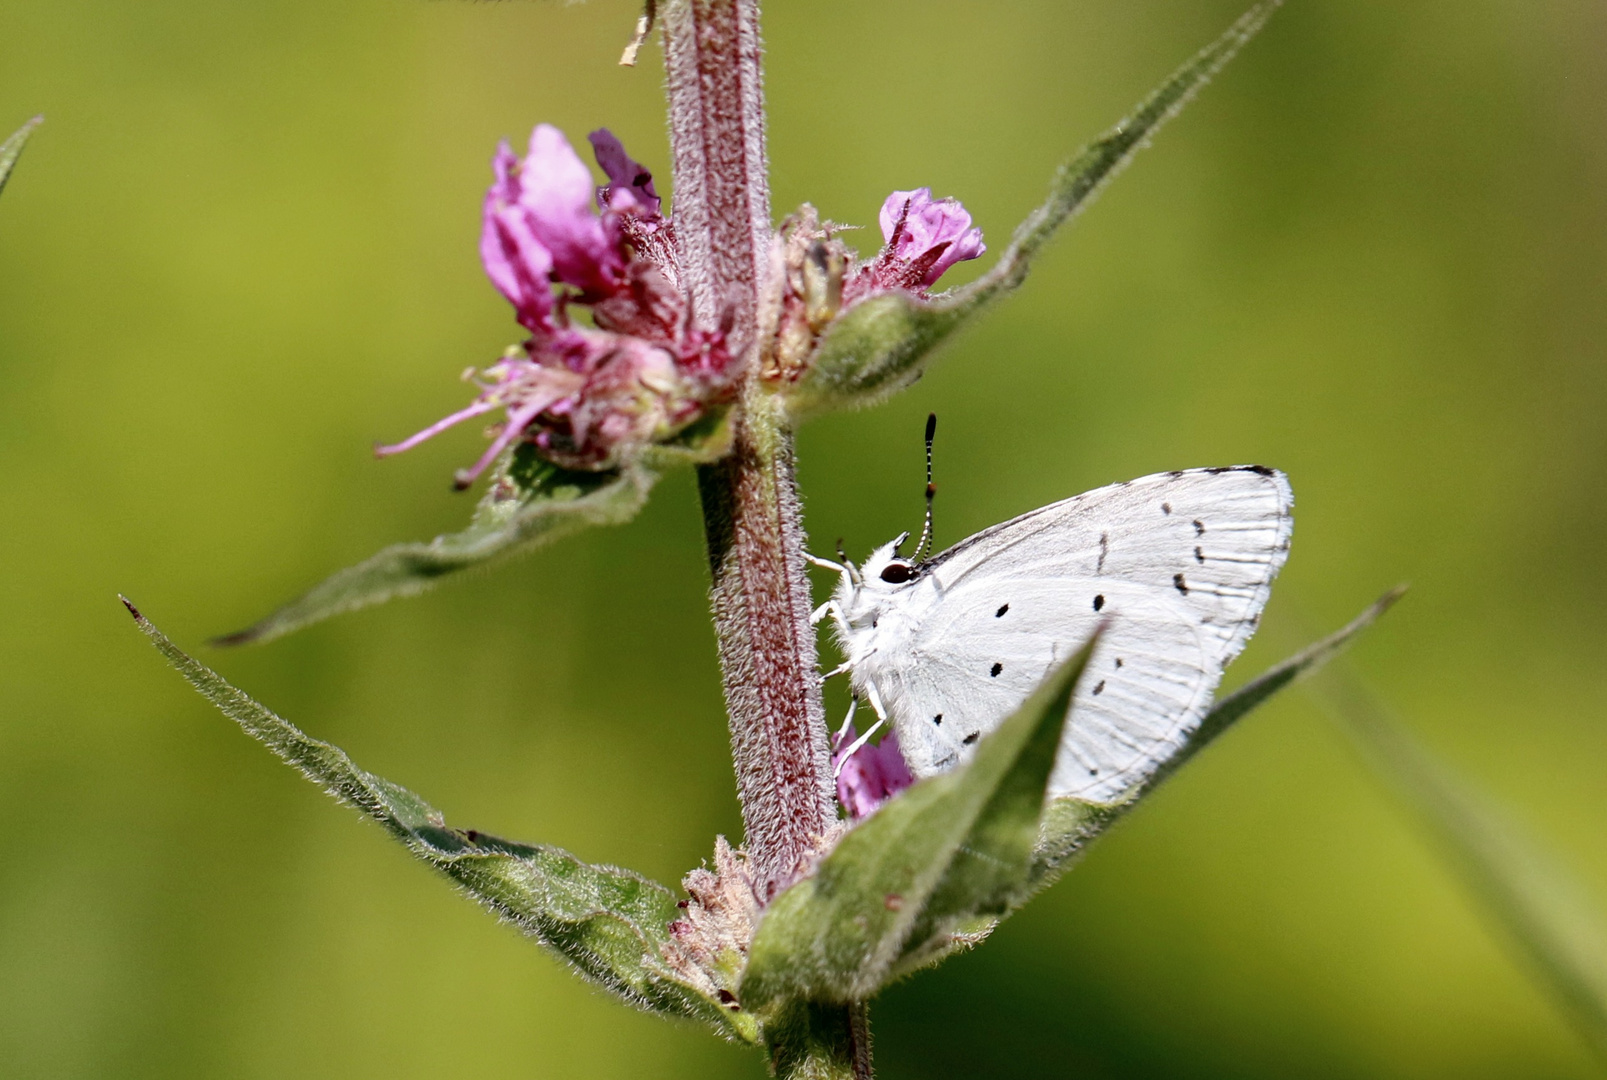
left=879, top=562, right=915, bottom=584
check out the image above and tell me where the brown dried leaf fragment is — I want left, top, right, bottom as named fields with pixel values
left=664, top=837, right=764, bottom=1006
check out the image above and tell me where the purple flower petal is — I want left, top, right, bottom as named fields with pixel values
left=833, top=722, right=916, bottom=821
left=588, top=128, right=661, bottom=215
left=481, top=143, right=558, bottom=332
left=877, top=187, right=986, bottom=288
left=517, top=124, right=621, bottom=293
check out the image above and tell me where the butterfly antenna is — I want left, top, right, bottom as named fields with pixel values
left=832, top=538, right=856, bottom=584
left=914, top=412, right=937, bottom=562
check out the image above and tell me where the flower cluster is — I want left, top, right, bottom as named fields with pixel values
left=380, top=122, right=986, bottom=484
left=765, top=188, right=985, bottom=383
left=379, top=125, right=737, bottom=484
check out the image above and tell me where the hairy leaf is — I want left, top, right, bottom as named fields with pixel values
left=218, top=446, right=657, bottom=645
left=741, top=638, right=1095, bottom=1011
left=129, top=600, right=756, bottom=1041
left=786, top=1, right=1282, bottom=417
left=1030, top=587, right=1407, bottom=886
left=1315, top=663, right=1607, bottom=1066
left=0, top=116, right=42, bottom=199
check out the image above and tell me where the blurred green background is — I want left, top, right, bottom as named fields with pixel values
left=2, top=0, right=1605, bottom=1076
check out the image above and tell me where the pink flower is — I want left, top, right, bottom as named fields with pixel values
left=866, top=187, right=986, bottom=292
left=764, top=191, right=985, bottom=382
left=832, top=722, right=915, bottom=821
left=482, top=125, right=623, bottom=317
left=381, top=124, right=739, bottom=485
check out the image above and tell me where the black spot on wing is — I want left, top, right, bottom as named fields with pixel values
left=1205, top=464, right=1277, bottom=477
left=1174, top=573, right=1189, bottom=595
left=1092, top=679, right=1105, bottom=695
left=1092, top=594, right=1105, bottom=612
left=1161, top=502, right=1172, bottom=515
left=1193, top=519, right=1205, bottom=535
left=932, top=713, right=943, bottom=726
left=962, top=732, right=979, bottom=746
left=990, top=662, right=1003, bottom=677
left=995, top=603, right=1009, bottom=618
left=1195, top=546, right=1205, bottom=563
left=1114, top=657, right=1124, bottom=668
left=1097, top=532, right=1109, bottom=572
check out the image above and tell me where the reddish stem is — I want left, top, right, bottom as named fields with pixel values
left=663, top=0, right=836, bottom=895
left=661, top=3, right=865, bottom=1074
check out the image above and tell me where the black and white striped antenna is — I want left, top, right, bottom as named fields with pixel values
left=913, top=413, right=938, bottom=561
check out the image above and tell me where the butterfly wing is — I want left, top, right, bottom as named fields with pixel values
left=879, top=466, right=1292, bottom=802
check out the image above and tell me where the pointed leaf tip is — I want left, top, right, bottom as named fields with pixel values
left=217, top=449, right=657, bottom=646
left=742, top=634, right=1098, bottom=1009
left=119, top=595, right=143, bottom=621
left=130, top=608, right=748, bottom=1036
left=1030, top=586, right=1407, bottom=886
left=1, top=116, right=43, bottom=199
left=786, top=1, right=1284, bottom=418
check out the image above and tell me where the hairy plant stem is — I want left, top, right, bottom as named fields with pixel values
left=766, top=1000, right=874, bottom=1080
left=661, top=0, right=868, bottom=1074
left=695, top=394, right=837, bottom=894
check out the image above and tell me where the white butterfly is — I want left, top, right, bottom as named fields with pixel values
left=812, top=446, right=1293, bottom=804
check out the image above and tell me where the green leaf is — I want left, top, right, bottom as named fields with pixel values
left=127, top=599, right=757, bottom=1042
left=1030, top=587, right=1407, bottom=886
left=740, top=636, right=1096, bottom=1012
left=786, top=0, right=1282, bottom=418
left=1314, top=660, right=1607, bottom=1066
left=218, top=446, right=657, bottom=645
left=883, top=589, right=1407, bottom=980
left=0, top=116, right=42, bottom=200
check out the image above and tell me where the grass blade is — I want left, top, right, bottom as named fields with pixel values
left=789, top=2, right=1283, bottom=416
left=1314, top=666, right=1607, bottom=1065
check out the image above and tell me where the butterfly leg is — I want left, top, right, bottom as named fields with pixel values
left=819, top=659, right=852, bottom=683
left=863, top=681, right=890, bottom=725
left=805, top=552, right=847, bottom=573
left=832, top=680, right=895, bottom=776
left=833, top=694, right=859, bottom=740
left=833, top=714, right=886, bottom=778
